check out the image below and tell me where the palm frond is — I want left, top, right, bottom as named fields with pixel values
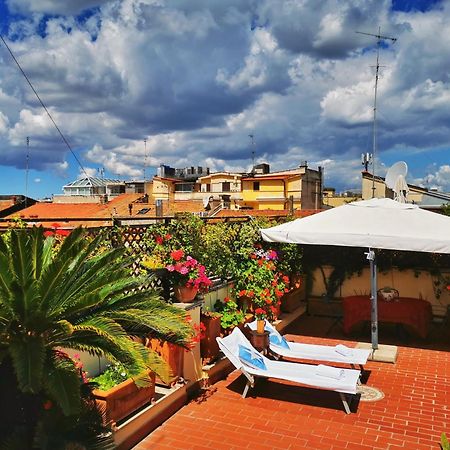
left=8, top=335, right=45, bottom=393
left=45, top=251, right=133, bottom=318
left=9, top=230, right=33, bottom=289
left=0, top=232, right=8, bottom=253
left=29, top=227, right=45, bottom=280
left=46, top=320, right=75, bottom=345
left=43, top=351, right=81, bottom=416
left=107, top=308, right=194, bottom=347
left=63, top=334, right=149, bottom=378
left=0, top=253, right=13, bottom=302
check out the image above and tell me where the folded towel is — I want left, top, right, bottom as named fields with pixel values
left=315, top=364, right=345, bottom=380
left=268, top=331, right=290, bottom=349
left=335, top=344, right=353, bottom=357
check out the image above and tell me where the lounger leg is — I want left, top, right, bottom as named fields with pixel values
left=271, top=352, right=281, bottom=361
left=352, top=364, right=364, bottom=384
left=358, top=365, right=366, bottom=384
left=339, top=393, right=351, bottom=414
left=242, top=380, right=252, bottom=398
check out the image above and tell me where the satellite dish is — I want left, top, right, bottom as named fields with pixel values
left=385, top=161, right=407, bottom=189
left=385, top=161, right=409, bottom=203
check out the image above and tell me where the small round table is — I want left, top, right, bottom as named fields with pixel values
left=249, top=330, right=270, bottom=354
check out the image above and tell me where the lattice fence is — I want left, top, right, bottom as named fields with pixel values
left=104, top=224, right=229, bottom=301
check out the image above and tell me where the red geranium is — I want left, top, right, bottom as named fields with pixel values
left=254, top=307, right=267, bottom=320
left=171, top=249, right=185, bottom=261
left=43, top=400, right=53, bottom=410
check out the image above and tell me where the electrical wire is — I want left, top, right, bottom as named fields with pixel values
left=0, top=33, right=89, bottom=178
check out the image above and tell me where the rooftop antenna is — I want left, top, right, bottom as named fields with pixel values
left=25, top=136, right=30, bottom=207
left=248, top=134, right=255, bottom=171
left=361, top=152, right=372, bottom=172
left=97, top=167, right=105, bottom=195
left=143, top=138, right=147, bottom=182
left=356, top=27, right=397, bottom=198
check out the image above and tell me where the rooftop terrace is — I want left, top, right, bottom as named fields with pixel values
left=134, top=315, right=450, bottom=450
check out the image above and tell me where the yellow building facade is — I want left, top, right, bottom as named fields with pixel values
left=240, top=166, right=322, bottom=210
left=322, top=187, right=361, bottom=207
left=151, top=177, right=176, bottom=201
left=149, top=165, right=323, bottom=213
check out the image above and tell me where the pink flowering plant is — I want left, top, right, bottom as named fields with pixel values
left=166, top=249, right=212, bottom=292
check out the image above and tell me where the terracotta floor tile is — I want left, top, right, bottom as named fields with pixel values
left=133, top=316, right=450, bottom=450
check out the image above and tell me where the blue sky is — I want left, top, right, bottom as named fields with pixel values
left=0, top=0, right=449, bottom=199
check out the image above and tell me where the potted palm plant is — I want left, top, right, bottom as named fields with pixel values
left=0, top=227, right=194, bottom=448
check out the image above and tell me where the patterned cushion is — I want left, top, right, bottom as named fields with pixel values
left=268, top=329, right=290, bottom=349
left=238, top=344, right=267, bottom=370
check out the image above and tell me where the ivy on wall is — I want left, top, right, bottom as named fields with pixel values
left=302, top=245, right=450, bottom=300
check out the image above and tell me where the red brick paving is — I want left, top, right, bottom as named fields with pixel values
left=134, top=332, right=450, bottom=449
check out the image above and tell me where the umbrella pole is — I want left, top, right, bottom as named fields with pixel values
left=367, top=249, right=379, bottom=350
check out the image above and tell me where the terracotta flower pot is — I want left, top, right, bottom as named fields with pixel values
left=174, top=284, right=199, bottom=302
left=290, top=273, right=303, bottom=290
left=237, top=295, right=255, bottom=313
left=93, top=371, right=155, bottom=425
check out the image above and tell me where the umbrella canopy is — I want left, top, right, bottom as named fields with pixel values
left=261, top=198, right=450, bottom=254
left=261, top=197, right=450, bottom=349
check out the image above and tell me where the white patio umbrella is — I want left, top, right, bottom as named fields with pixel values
left=261, top=197, right=450, bottom=349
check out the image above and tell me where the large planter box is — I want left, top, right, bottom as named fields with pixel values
left=93, top=371, right=156, bottom=425
left=281, top=287, right=306, bottom=313
left=200, top=315, right=221, bottom=364
left=307, top=296, right=343, bottom=317
left=147, top=338, right=184, bottom=385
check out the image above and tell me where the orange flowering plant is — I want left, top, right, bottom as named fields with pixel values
left=233, top=247, right=289, bottom=320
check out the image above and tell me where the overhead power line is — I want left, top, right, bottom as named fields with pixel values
left=0, top=33, right=89, bottom=179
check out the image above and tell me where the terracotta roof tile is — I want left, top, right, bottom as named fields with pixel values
left=4, top=193, right=149, bottom=228
left=0, top=200, right=14, bottom=212
left=172, top=200, right=205, bottom=214
left=215, top=209, right=322, bottom=218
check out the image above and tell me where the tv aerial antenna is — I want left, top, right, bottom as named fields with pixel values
left=25, top=136, right=30, bottom=207
left=385, top=161, right=408, bottom=203
left=143, top=138, right=147, bottom=182
left=356, top=27, right=397, bottom=198
left=248, top=134, right=255, bottom=171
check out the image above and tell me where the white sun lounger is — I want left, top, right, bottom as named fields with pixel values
left=247, top=319, right=371, bottom=369
left=217, top=327, right=361, bottom=414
